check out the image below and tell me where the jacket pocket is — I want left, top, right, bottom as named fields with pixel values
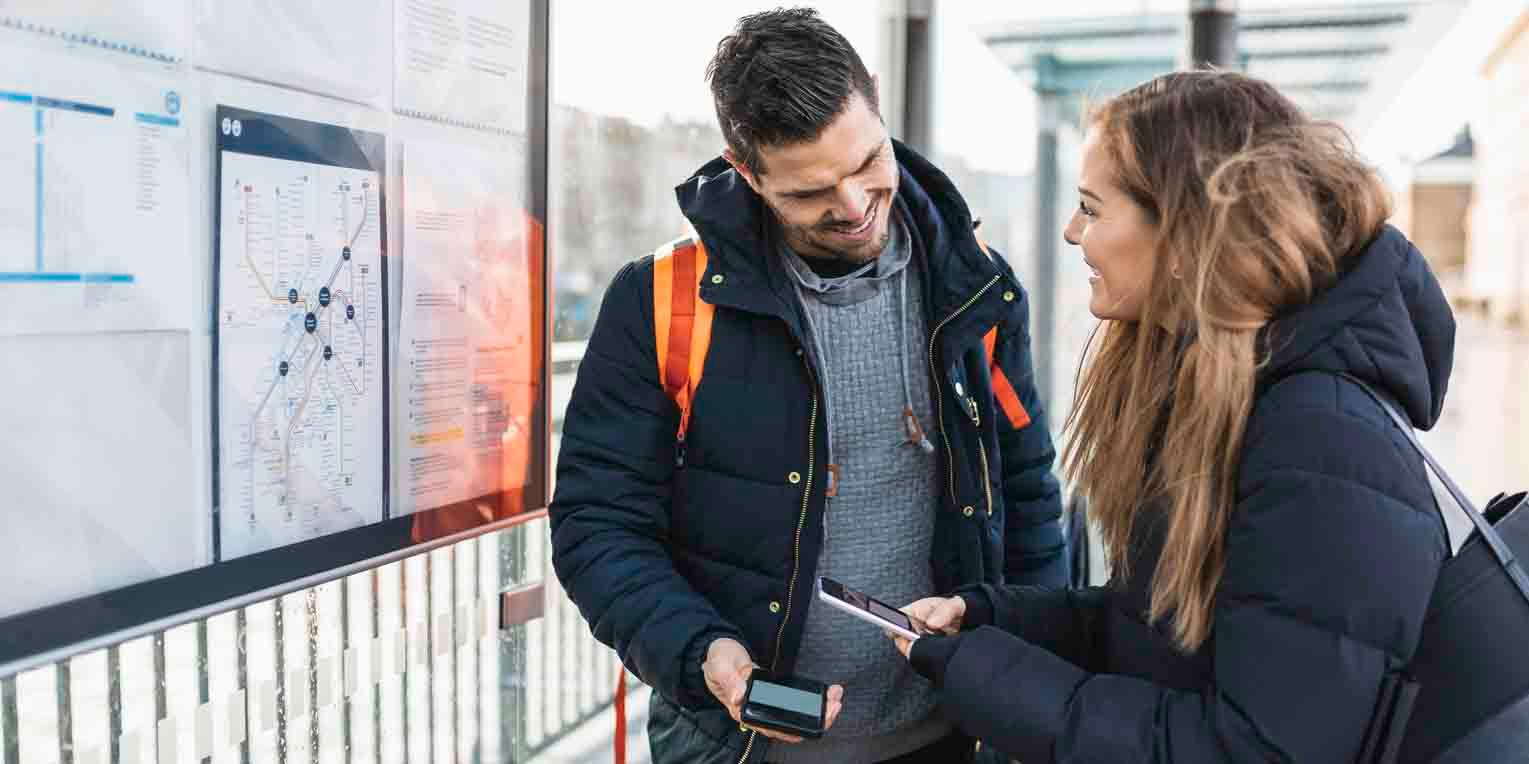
left=672, top=465, right=800, bottom=574
left=648, top=689, right=752, bottom=764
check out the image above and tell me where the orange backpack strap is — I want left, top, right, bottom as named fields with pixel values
left=983, top=327, right=1031, bottom=430
left=974, top=236, right=1031, bottom=430
left=652, top=237, right=715, bottom=444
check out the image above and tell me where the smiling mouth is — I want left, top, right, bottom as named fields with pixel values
left=829, top=201, right=878, bottom=238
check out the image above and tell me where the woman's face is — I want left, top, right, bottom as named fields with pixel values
left=1063, top=129, right=1159, bottom=322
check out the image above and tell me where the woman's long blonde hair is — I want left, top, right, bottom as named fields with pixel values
left=1061, top=71, right=1391, bottom=651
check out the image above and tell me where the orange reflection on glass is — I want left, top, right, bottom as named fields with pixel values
left=410, top=211, right=545, bottom=544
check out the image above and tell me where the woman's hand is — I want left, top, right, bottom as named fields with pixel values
left=907, top=595, right=967, bottom=634
left=887, top=596, right=967, bottom=658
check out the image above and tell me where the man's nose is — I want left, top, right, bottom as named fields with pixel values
left=831, top=181, right=871, bottom=223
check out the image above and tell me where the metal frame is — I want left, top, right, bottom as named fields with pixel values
left=531, top=0, right=553, bottom=515
left=983, top=3, right=1418, bottom=46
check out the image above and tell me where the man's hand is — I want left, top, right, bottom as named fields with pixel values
left=887, top=597, right=967, bottom=659
left=702, top=637, right=845, bottom=743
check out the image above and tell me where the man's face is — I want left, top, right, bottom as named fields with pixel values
left=730, top=93, right=898, bottom=265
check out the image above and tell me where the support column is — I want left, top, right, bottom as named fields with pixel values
left=1030, top=55, right=1062, bottom=413
left=901, top=0, right=934, bottom=154
left=1186, top=0, right=1238, bottom=70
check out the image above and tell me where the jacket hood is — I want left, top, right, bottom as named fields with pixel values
left=672, top=140, right=1002, bottom=322
left=1262, top=225, right=1456, bottom=429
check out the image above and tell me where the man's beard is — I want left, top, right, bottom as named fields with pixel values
left=773, top=193, right=892, bottom=266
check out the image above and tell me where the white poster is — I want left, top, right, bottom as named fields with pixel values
left=214, top=107, right=387, bottom=560
left=195, top=0, right=388, bottom=106
left=0, top=43, right=192, bottom=336
left=398, top=139, right=535, bottom=515
left=394, top=0, right=530, bottom=133
left=0, top=0, right=191, bottom=61
left=0, top=330, right=203, bottom=619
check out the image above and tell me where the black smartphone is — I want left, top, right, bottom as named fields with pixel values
left=740, top=674, right=828, bottom=739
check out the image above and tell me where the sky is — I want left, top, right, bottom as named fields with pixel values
left=551, top=0, right=1515, bottom=178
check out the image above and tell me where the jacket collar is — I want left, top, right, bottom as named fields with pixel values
left=673, top=139, right=1011, bottom=340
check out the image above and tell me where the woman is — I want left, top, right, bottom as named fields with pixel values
left=889, top=71, right=1454, bottom=762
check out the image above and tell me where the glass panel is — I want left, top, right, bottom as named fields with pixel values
left=204, top=611, right=240, bottom=764
left=0, top=0, right=547, bottom=646
left=454, top=536, right=479, bottom=763
left=314, top=579, right=344, bottom=764
left=161, top=623, right=198, bottom=764
left=242, top=602, right=278, bottom=761
left=343, top=569, right=377, bottom=764
left=477, top=532, right=503, bottom=763
left=547, top=0, right=887, bottom=377
left=117, top=636, right=157, bottom=764
left=403, top=553, right=430, bottom=762
left=14, top=666, right=58, bottom=764
left=376, top=561, right=406, bottom=764
left=68, top=650, right=110, bottom=764
left=428, top=546, right=453, bottom=764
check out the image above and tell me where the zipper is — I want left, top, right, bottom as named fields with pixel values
left=772, top=355, right=819, bottom=667
left=927, top=275, right=1001, bottom=506
left=739, top=352, right=819, bottom=764
left=978, top=440, right=994, bottom=516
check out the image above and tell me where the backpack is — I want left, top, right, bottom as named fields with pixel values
left=1337, top=375, right=1529, bottom=763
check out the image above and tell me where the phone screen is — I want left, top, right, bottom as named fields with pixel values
left=748, top=680, right=823, bottom=716
left=865, top=597, right=913, bottom=630
left=820, top=577, right=914, bottom=631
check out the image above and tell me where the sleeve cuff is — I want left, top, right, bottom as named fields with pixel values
left=678, top=629, right=742, bottom=708
left=910, top=633, right=962, bottom=688
left=953, top=585, right=995, bottom=629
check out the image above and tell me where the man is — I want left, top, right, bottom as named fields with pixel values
left=550, top=9, right=1065, bottom=763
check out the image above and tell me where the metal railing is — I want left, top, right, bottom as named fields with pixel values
left=0, top=512, right=635, bottom=764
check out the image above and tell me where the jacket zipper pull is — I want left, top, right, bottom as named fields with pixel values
left=675, top=432, right=687, bottom=468
left=953, top=382, right=980, bottom=426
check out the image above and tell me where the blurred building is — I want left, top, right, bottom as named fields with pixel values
left=1397, top=127, right=1474, bottom=287
left=1467, top=5, right=1529, bottom=323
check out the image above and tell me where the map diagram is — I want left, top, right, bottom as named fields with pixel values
left=214, top=107, right=387, bottom=560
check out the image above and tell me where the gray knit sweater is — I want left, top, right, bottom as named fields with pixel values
left=768, top=219, right=950, bottom=764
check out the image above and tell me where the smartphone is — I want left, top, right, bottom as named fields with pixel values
left=815, top=576, right=925, bottom=641
left=740, top=674, right=827, bottom=739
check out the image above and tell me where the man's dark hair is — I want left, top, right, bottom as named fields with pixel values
left=706, top=7, right=879, bottom=176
